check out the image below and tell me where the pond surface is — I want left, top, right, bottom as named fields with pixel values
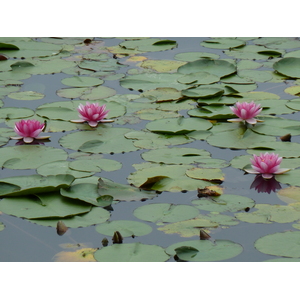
left=1, top=37, right=300, bottom=262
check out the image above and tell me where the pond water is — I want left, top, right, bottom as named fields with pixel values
left=1, top=37, right=300, bottom=262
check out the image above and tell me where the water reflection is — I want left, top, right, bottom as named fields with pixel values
left=250, top=175, right=282, bottom=194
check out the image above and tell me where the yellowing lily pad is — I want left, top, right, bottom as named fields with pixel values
left=8, top=91, right=44, bottom=100
left=158, top=218, right=218, bottom=237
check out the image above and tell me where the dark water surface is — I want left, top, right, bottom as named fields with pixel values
left=0, top=37, right=299, bottom=262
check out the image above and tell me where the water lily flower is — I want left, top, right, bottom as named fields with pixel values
left=71, top=102, right=113, bottom=127
left=228, top=101, right=263, bottom=125
left=11, top=119, right=50, bottom=144
left=244, top=152, right=290, bottom=179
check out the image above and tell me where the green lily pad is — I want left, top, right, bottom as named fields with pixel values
left=141, top=147, right=210, bottom=165
left=69, top=157, right=122, bottom=173
left=36, top=160, right=94, bottom=178
left=188, top=105, right=234, bottom=120
left=201, top=38, right=246, bottom=49
left=95, top=220, right=152, bottom=237
left=146, top=117, right=212, bottom=135
left=61, top=76, right=104, bottom=87
left=235, top=204, right=300, bottom=224
left=192, top=194, right=255, bottom=213
left=59, top=127, right=138, bottom=154
left=0, top=174, right=75, bottom=197
left=186, top=168, right=224, bottom=182
left=255, top=231, right=300, bottom=258
left=141, top=87, right=183, bottom=103
left=177, top=59, right=236, bottom=78
left=273, top=57, right=300, bottom=78
left=120, top=73, right=188, bottom=91
left=0, top=107, right=34, bottom=120
left=119, top=38, right=177, bottom=52
left=276, top=169, right=300, bottom=187
left=94, top=243, right=170, bottom=262
left=79, top=86, right=117, bottom=100
left=251, top=116, right=300, bottom=136
left=207, top=127, right=277, bottom=149
left=125, top=130, right=193, bottom=149
left=0, top=40, right=62, bottom=58
left=0, top=145, right=68, bottom=169
left=0, top=222, right=5, bottom=232
left=247, top=141, right=300, bottom=158
left=127, top=164, right=213, bottom=192
left=60, top=183, right=113, bottom=207
left=97, top=178, right=157, bottom=201
left=29, top=206, right=111, bottom=228
left=177, top=72, right=220, bottom=85
left=133, top=203, right=199, bottom=223
left=0, top=192, right=91, bottom=219
left=166, top=239, right=243, bottom=261
left=182, top=85, right=224, bottom=98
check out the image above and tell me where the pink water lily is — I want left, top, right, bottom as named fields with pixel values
left=228, top=101, right=263, bottom=125
left=11, top=119, right=50, bottom=143
left=70, top=102, right=113, bottom=127
left=244, top=152, right=290, bottom=179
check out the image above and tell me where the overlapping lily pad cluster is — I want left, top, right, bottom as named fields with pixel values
left=2, top=37, right=300, bottom=261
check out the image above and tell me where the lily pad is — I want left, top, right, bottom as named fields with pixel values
left=97, top=178, right=156, bottom=201
left=60, top=183, right=113, bottom=207
left=59, top=127, right=138, bottom=154
left=158, top=218, right=218, bottom=237
left=166, top=239, right=243, bottom=261
left=29, top=206, right=111, bottom=228
left=0, top=107, right=34, bottom=120
left=186, top=168, right=224, bottom=182
left=235, top=204, right=300, bottom=224
left=0, top=192, right=91, bottom=219
left=133, top=203, right=199, bottom=223
left=127, top=164, right=214, bottom=192
left=61, top=76, right=104, bottom=87
left=120, top=73, right=188, bottom=91
left=182, top=85, right=224, bottom=98
left=255, top=231, right=300, bottom=258
left=174, top=52, right=219, bottom=61
left=146, top=117, right=212, bottom=134
left=141, top=147, right=210, bottom=165
left=177, top=72, right=220, bottom=85
left=36, top=160, right=95, bottom=178
left=139, top=59, right=185, bottom=73
left=0, top=174, right=75, bottom=197
left=177, top=59, right=236, bottom=78
left=192, top=194, right=255, bottom=213
left=273, top=57, right=300, bottom=78
left=125, top=130, right=194, bottom=149
left=0, top=145, right=68, bottom=169
left=8, top=91, right=44, bottom=100
left=94, top=243, right=170, bottom=262
left=207, top=127, right=276, bottom=149
left=201, top=38, right=246, bottom=50
left=95, top=220, right=152, bottom=237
